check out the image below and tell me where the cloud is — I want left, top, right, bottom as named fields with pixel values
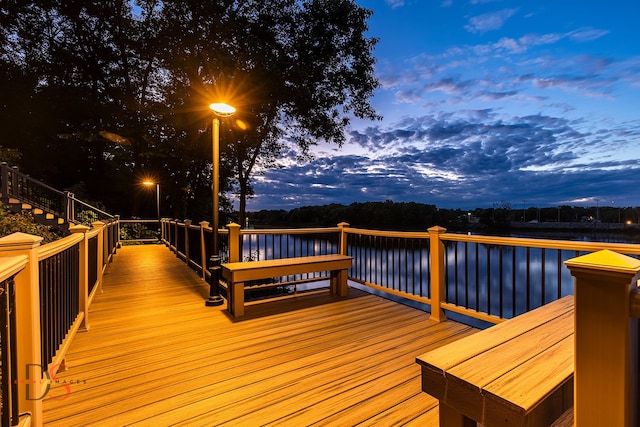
left=246, top=106, right=640, bottom=213
left=568, top=28, right=610, bottom=43
left=465, top=9, right=518, bottom=34
left=244, top=5, right=640, bottom=213
left=385, top=0, right=405, bottom=9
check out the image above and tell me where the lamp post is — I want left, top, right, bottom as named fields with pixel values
left=206, top=102, right=236, bottom=307
left=142, top=180, right=160, bottom=232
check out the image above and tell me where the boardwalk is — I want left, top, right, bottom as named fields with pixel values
left=42, top=244, right=477, bottom=426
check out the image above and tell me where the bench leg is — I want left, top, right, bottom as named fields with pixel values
left=228, top=282, right=245, bottom=317
left=330, top=269, right=348, bottom=296
left=439, top=402, right=476, bottom=427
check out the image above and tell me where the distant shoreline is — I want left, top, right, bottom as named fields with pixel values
left=508, top=221, right=636, bottom=232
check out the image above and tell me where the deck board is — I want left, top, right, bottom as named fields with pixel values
left=42, top=244, right=477, bottom=426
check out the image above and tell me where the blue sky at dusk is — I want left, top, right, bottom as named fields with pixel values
left=246, top=0, right=640, bottom=212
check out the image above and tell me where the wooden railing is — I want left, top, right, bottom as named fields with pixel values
left=1, top=215, right=636, bottom=424
left=159, top=219, right=640, bottom=324
left=0, top=162, right=115, bottom=226
left=0, top=255, right=27, bottom=426
left=565, top=250, right=640, bottom=426
left=0, top=219, right=119, bottom=427
left=161, top=219, right=341, bottom=282
left=160, top=218, right=640, bottom=423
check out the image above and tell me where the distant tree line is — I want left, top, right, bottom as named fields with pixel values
left=244, top=201, right=640, bottom=231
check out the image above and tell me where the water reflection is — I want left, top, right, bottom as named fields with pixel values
left=240, top=230, right=639, bottom=327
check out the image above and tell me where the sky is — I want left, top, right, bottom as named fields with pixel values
left=245, top=0, right=640, bottom=212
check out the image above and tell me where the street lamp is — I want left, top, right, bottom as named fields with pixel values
left=206, top=102, right=236, bottom=307
left=142, top=180, right=160, bottom=232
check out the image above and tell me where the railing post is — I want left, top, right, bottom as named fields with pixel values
left=70, top=224, right=91, bottom=331
left=92, top=221, right=105, bottom=292
left=64, top=191, right=74, bottom=223
left=184, top=219, right=192, bottom=263
left=227, top=222, right=241, bottom=263
left=1, top=162, right=8, bottom=198
left=0, top=232, right=44, bottom=426
left=565, top=249, right=640, bottom=426
left=199, top=221, right=209, bottom=279
left=10, top=166, right=19, bottom=197
left=172, top=219, right=179, bottom=255
left=428, top=226, right=447, bottom=322
left=338, top=222, right=349, bottom=256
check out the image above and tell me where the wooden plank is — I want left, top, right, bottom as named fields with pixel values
left=416, top=295, right=574, bottom=372
left=60, top=319, right=470, bottom=426
left=417, top=296, right=574, bottom=425
left=439, top=310, right=572, bottom=422
left=42, top=245, right=478, bottom=426
left=222, top=254, right=352, bottom=283
left=482, top=335, right=574, bottom=426
left=357, top=392, right=439, bottom=426
left=447, top=310, right=573, bottom=387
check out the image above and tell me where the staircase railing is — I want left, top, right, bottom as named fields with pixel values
left=0, top=162, right=113, bottom=225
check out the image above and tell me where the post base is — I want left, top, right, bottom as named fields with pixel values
left=205, top=295, right=225, bottom=306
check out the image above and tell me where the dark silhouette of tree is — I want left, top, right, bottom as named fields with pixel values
left=0, top=0, right=379, bottom=223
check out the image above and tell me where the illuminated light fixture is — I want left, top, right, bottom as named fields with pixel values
left=206, top=102, right=236, bottom=307
left=142, top=180, right=160, bottom=234
left=209, top=103, right=236, bottom=117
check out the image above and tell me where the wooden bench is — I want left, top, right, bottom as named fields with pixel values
left=416, top=295, right=574, bottom=427
left=220, top=254, right=353, bottom=317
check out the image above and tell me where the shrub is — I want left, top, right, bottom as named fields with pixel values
left=0, top=204, right=61, bottom=243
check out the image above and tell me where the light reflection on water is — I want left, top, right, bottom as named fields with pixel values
left=241, top=231, right=640, bottom=328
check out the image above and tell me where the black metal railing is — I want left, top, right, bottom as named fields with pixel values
left=346, top=231, right=431, bottom=299
left=440, top=233, right=640, bottom=323
left=39, top=244, right=80, bottom=369
left=159, top=219, right=640, bottom=326
left=88, top=234, right=98, bottom=296
left=0, top=274, right=20, bottom=426
left=0, top=162, right=114, bottom=227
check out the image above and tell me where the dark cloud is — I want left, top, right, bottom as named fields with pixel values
left=247, top=109, right=640, bottom=211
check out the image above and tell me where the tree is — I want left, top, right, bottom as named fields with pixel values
left=0, top=0, right=379, bottom=224
left=156, top=0, right=380, bottom=225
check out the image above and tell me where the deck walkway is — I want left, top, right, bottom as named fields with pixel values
left=42, top=244, right=477, bottom=426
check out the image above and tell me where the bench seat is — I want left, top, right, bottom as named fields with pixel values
left=221, top=254, right=352, bottom=317
left=416, top=295, right=574, bottom=427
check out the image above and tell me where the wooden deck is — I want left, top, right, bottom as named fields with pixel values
left=42, top=244, right=478, bottom=426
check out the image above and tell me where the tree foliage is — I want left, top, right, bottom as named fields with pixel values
left=0, top=205, right=61, bottom=243
left=0, top=0, right=379, bottom=224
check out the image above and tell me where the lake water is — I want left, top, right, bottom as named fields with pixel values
left=241, top=230, right=639, bottom=328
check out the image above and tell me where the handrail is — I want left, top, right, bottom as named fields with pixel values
left=69, top=194, right=114, bottom=219
left=162, top=218, right=640, bottom=326
left=240, top=226, right=341, bottom=235
left=0, top=218, right=118, bottom=426
left=344, top=226, right=429, bottom=239
left=0, top=255, right=28, bottom=282
left=441, top=232, right=640, bottom=255
left=36, top=232, right=84, bottom=261
left=0, top=162, right=115, bottom=226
